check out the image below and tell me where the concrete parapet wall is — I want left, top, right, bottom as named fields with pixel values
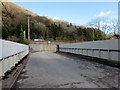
left=59, top=39, right=120, bottom=62
left=0, top=39, right=29, bottom=59
left=0, top=39, right=29, bottom=78
left=30, top=43, right=57, bottom=51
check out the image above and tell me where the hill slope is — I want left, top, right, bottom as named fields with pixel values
left=1, top=0, right=53, bottom=25
left=1, top=0, right=106, bottom=42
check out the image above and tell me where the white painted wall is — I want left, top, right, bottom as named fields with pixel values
left=0, top=39, right=29, bottom=59
left=0, top=39, right=29, bottom=77
left=59, top=39, right=120, bottom=61
left=60, top=39, right=119, bottom=50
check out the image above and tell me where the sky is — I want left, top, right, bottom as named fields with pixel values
left=14, top=2, right=118, bottom=25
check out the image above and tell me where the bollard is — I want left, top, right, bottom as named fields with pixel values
left=56, top=45, right=59, bottom=52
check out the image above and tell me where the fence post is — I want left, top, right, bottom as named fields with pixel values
left=87, top=49, right=88, bottom=55
left=108, top=49, right=110, bottom=60
left=92, top=49, right=94, bottom=57
left=99, top=49, right=101, bottom=58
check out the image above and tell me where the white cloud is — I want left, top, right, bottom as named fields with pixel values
left=95, top=11, right=112, bottom=17
left=53, top=16, right=61, bottom=20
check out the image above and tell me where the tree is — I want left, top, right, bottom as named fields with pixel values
left=18, top=25, right=25, bottom=44
left=2, top=22, right=10, bottom=39
left=111, top=19, right=118, bottom=34
left=49, top=23, right=62, bottom=40
left=88, top=17, right=101, bottom=30
left=30, top=23, right=43, bottom=39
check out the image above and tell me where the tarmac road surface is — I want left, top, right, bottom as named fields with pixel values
left=13, top=51, right=120, bottom=88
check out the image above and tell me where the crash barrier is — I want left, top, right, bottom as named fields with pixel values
left=0, top=39, right=29, bottom=78
left=58, top=39, right=120, bottom=64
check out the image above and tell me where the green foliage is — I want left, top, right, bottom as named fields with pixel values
left=114, top=34, right=120, bottom=39
left=18, top=25, right=25, bottom=44
left=48, top=23, right=62, bottom=40
left=2, top=21, right=106, bottom=43
left=30, top=23, right=43, bottom=39
left=2, top=22, right=10, bottom=39
left=2, top=1, right=107, bottom=43
left=75, top=27, right=105, bottom=41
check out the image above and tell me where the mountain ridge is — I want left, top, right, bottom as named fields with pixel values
left=1, top=0, right=53, bottom=25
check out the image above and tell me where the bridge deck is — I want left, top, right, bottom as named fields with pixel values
left=13, top=51, right=119, bottom=88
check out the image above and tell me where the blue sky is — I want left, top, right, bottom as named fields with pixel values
left=15, top=2, right=118, bottom=25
